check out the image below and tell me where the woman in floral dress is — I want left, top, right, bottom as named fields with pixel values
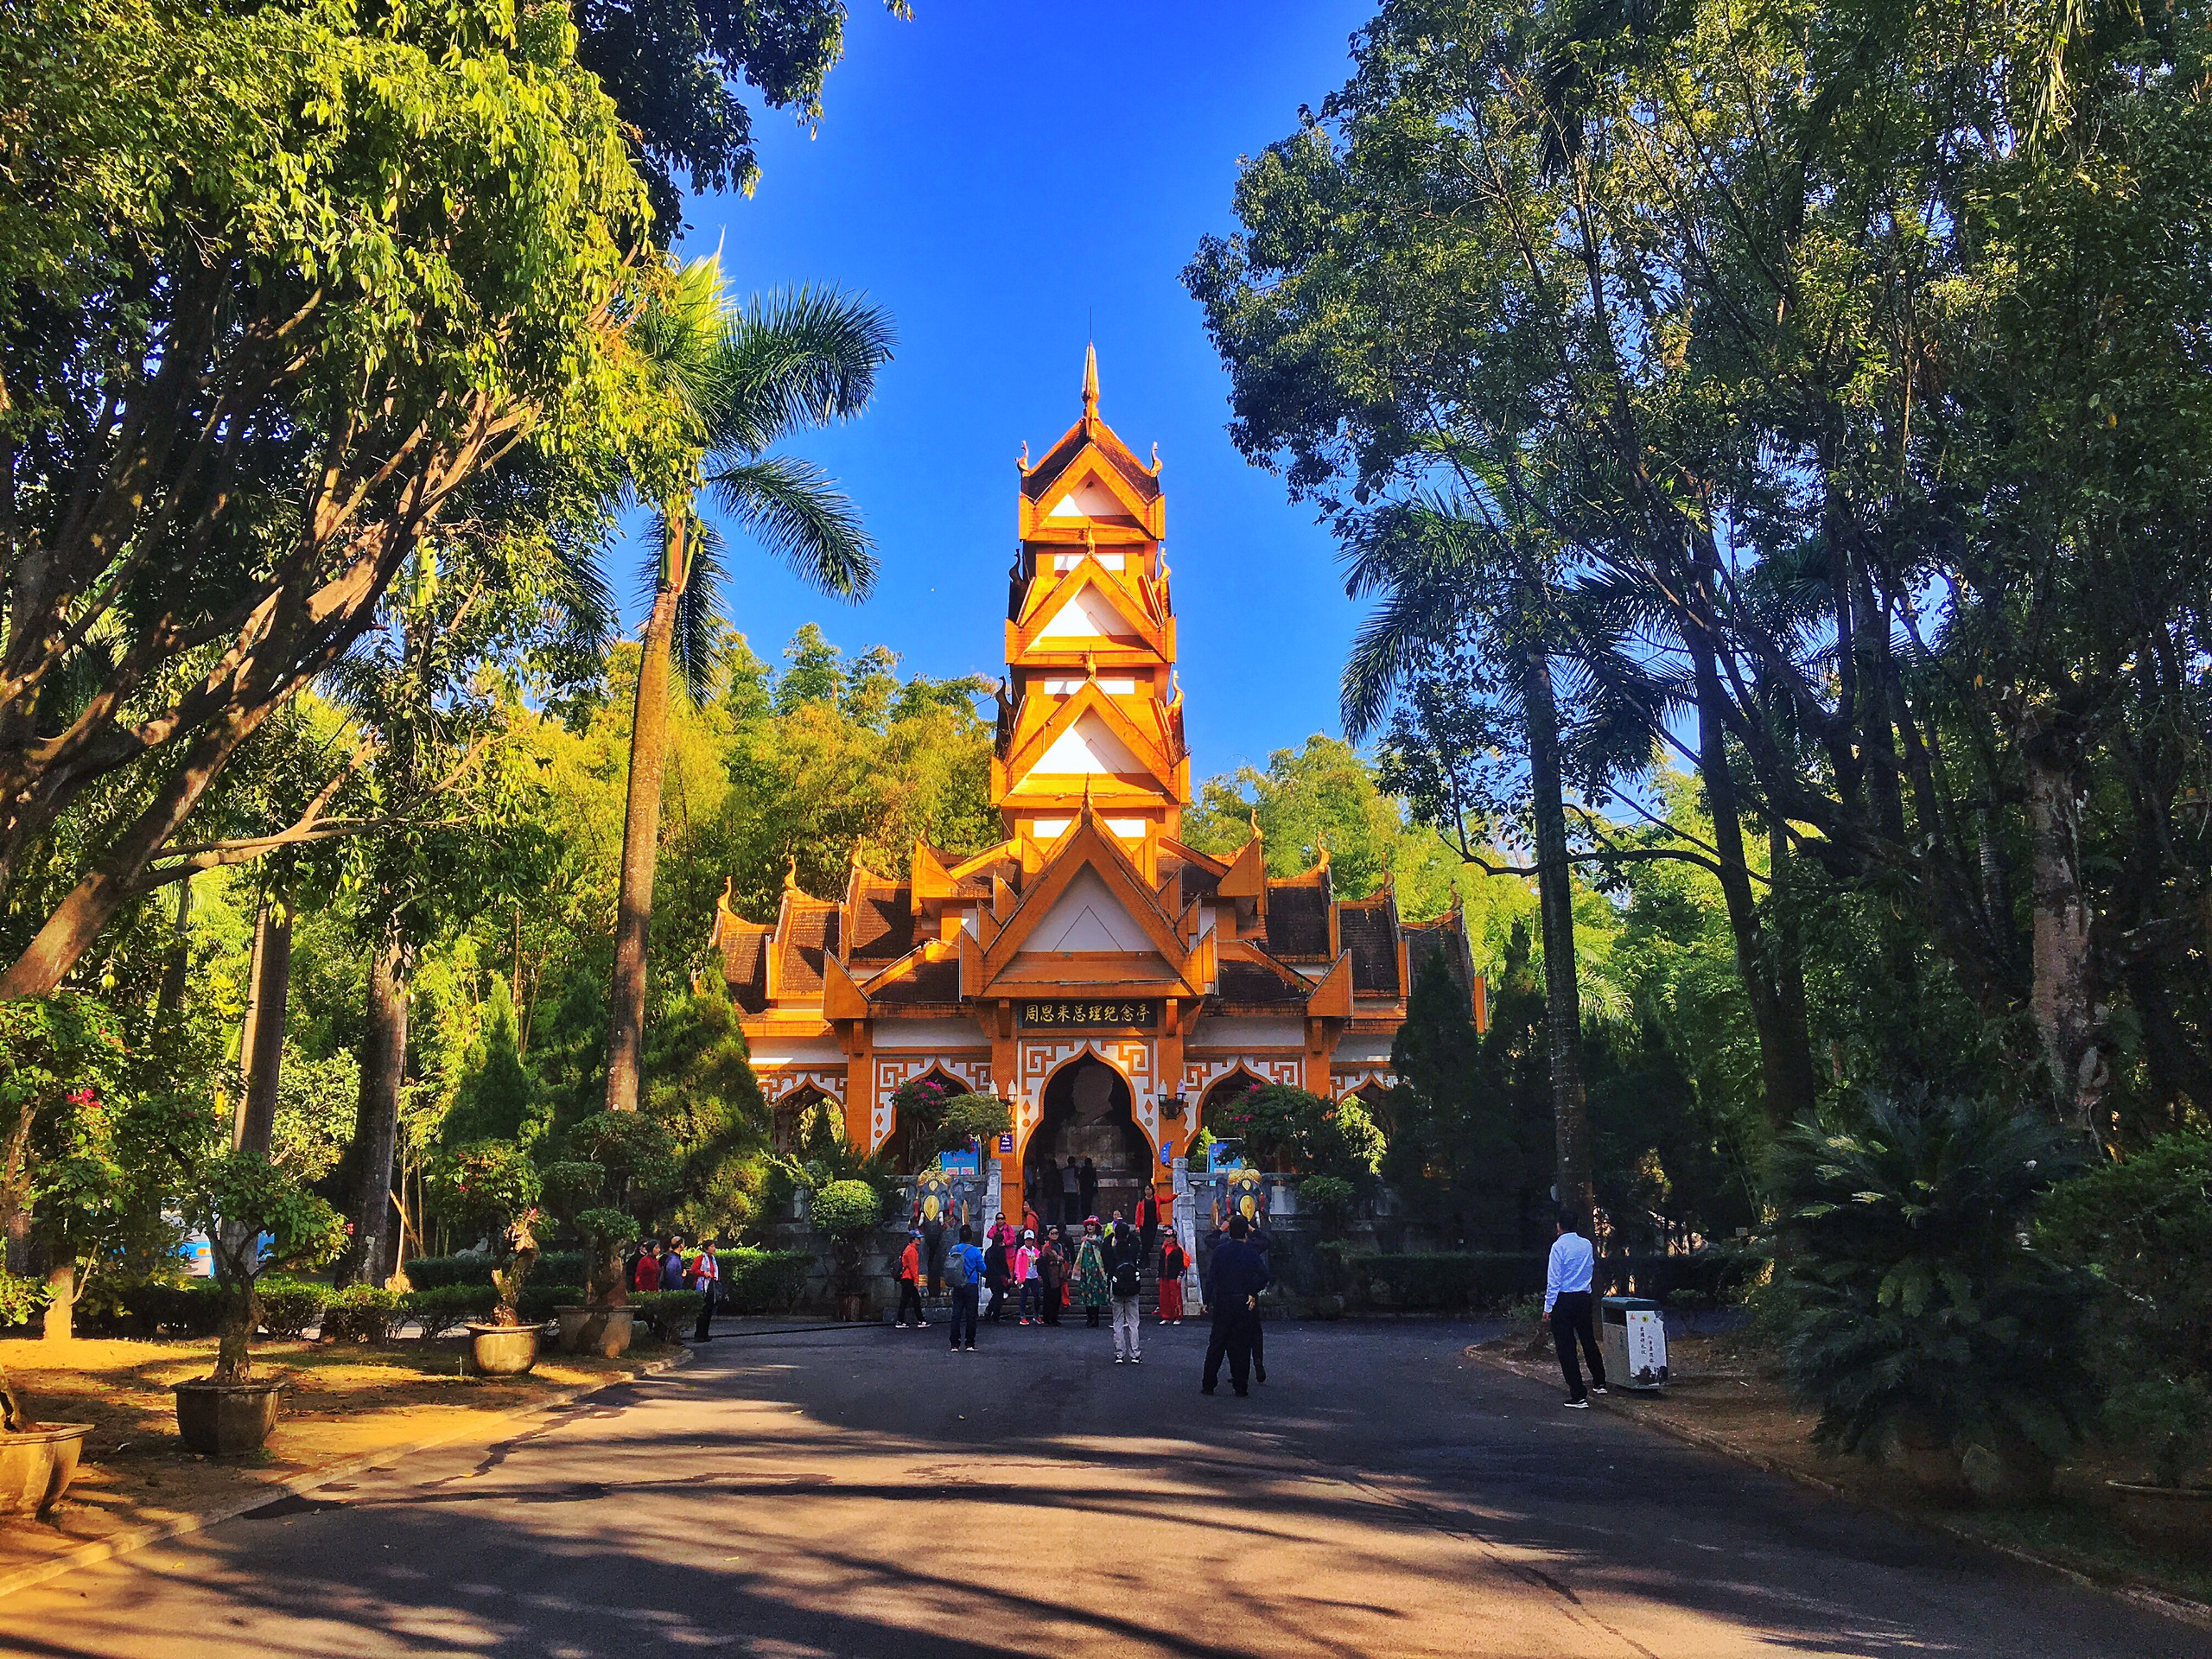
left=1072, top=1217, right=1111, bottom=1328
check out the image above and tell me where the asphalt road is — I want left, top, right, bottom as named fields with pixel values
left=1, top=1319, right=2203, bottom=1658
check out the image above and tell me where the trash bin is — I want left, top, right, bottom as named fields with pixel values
left=1600, top=1295, right=1668, bottom=1389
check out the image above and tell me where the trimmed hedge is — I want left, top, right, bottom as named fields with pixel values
left=628, top=1289, right=700, bottom=1341
left=320, top=1286, right=404, bottom=1343
left=721, top=1250, right=810, bottom=1314
left=1350, top=1253, right=1548, bottom=1311
left=1342, top=1249, right=1748, bottom=1312
left=405, top=1251, right=587, bottom=1290
left=257, top=1279, right=328, bottom=1339
left=406, top=1284, right=499, bottom=1338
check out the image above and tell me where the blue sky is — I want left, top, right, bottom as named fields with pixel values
left=681, top=0, right=1376, bottom=781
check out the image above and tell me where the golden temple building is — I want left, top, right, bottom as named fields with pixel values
left=714, top=348, right=1484, bottom=1223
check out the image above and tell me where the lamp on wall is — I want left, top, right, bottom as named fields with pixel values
left=1158, top=1091, right=1187, bottom=1122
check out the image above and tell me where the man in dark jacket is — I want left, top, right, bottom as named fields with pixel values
left=1201, top=1213, right=1270, bottom=1395
left=982, top=1234, right=1012, bottom=1322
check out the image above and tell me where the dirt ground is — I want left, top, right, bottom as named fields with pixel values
left=0, top=1332, right=671, bottom=1579
left=1474, top=1325, right=2212, bottom=1612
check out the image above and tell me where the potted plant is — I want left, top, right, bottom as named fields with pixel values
left=429, top=1141, right=543, bottom=1376
left=810, top=1179, right=884, bottom=1321
left=174, top=1149, right=346, bottom=1455
left=543, top=1113, right=672, bottom=1356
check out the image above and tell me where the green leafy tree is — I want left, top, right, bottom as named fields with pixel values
left=182, top=1151, right=347, bottom=1384
left=0, top=0, right=683, bottom=995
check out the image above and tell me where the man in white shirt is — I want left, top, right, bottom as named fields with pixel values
left=1542, top=1208, right=1608, bottom=1408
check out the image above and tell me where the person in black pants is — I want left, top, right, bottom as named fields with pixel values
left=947, top=1226, right=982, bottom=1351
left=1246, top=1218, right=1272, bottom=1383
left=1201, top=1212, right=1270, bottom=1395
left=1544, top=1208, right=1608, bottom=1407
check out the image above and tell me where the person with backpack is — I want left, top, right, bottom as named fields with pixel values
left=660, top=1234, right=688, bottom=1290
left=894, top=1230, right=927, bottom=1329
left=944, top=1224, right=982, bottom=1351
left=1105, top=1219, right=1143, bottom=1363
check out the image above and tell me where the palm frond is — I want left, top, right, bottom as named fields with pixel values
left=703, top=287, right=896, bottom=458
left=671, top=520, right=730, bottom=705
left=708, top=454, right=878, bottom=601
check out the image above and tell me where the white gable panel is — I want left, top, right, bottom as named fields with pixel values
left=1025, top=868, right=1153, bottom=953
left=1036, top=584, right=1135, bottom=640
left=1046, top=477, right=1128, bottom=518
left=1033, top=711, right=1141, bottom=775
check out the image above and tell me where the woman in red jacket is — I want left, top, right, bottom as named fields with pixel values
left=1158, top=1236, right=1186, bottom=1325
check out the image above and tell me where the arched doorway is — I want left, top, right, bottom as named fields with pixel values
left=772, top=1084, right=836, bottom=1155
left=889, top=1066, right=969, bottom=1176
left=1025, top=1055, right=1152, bottom=1227
left=1193, top=1069, right=1262, bottom=1163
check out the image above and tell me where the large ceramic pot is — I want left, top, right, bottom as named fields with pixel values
left=0, top=1423, right=93, bottom=1517
left=554, top=1305, right=635, bottom=1357
left=173, top=1379, right=283, bottom=1457
left=467, top=1323, right=540, bottom=1376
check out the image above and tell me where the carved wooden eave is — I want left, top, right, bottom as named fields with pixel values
left=975, top=807, right=1210, bottom=1000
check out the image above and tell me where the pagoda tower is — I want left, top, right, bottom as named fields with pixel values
left=992, top=346, right=1189, bottom=847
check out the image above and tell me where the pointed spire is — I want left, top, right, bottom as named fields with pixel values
left=1082, top=341, right=1099, bottom=419
left=1081, top=775, right=1096, bottom=823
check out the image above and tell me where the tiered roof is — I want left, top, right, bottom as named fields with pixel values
left=709, top=349, right=1483, bottom=1043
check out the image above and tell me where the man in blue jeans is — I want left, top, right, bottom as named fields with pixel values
left=945, top=1225, right=983, bottom=1351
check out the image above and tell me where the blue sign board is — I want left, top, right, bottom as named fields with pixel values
left=997, top=1132, right=1014, bottom=1154
left=940, top=1147, right=980, bottom=1177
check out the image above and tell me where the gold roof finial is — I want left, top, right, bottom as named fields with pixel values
left=783, top=852, right=800, bottom=892
left=1149, top=442, right=1160, bottom=474
left=1248, top=805, right=1262, bottom=842
left=1017, top=440, right=1030, bottom=472
left=1082, top=341, right=1099, bottom=419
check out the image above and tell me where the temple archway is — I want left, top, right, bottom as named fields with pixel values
left=1024, top=1054, right=1151, bottom=1227
left=1192, top=1067, right=1263, bottom=1160
left=772, top=1084, right=838, bottom=1156
left=889, top=1065, right=972, bottom=1176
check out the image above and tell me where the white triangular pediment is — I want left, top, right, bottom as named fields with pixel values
left=1033, top=710, right=1141, bottom=775
left=1037, top=583, right=1137, bottom=641
left=1022, top=868, right=1154, bottom=953
left=1046, top=476, right=1128, bottom=519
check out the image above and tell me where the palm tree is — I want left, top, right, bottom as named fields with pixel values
left=603, top=257, right=893, bottom=1114
left=1338, top=497, right=1612, bottom=1230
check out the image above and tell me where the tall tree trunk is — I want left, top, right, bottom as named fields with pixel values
left=1523, top=647, right=1592, bottom=1230
left=338, top=934, right=410, bottom=1288
left=2023, top=702, right=2106, bottom=1129
left=235, top=889, right=291, bottom=1157
left=40, top=1263, right=73, bottom=1343
left=156, top=873, right=193, bottom=1018
left=1690, top=639, right=1817, bottom=1129
left=604, top=518, right=687, bottom=1116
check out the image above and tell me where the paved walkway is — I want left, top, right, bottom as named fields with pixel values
left=0, top=1320, right=2202, bottom=1656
